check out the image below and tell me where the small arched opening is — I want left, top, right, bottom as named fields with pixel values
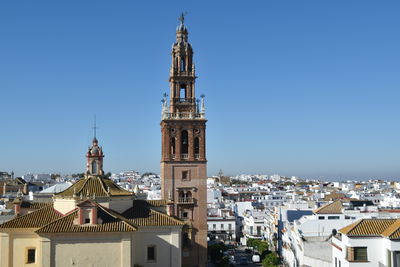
left=181, top=130, right=188, bottom=154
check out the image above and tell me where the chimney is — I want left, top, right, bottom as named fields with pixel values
left=13, top=197, right=22, bottom=216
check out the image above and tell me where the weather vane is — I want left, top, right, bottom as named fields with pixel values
left=178, top=12, right=188, bottom=25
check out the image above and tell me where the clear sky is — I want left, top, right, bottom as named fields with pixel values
left=0, top=1, right=399, bottom=180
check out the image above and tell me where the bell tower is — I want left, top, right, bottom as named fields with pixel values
left=160, top=14, right=207, bottom=267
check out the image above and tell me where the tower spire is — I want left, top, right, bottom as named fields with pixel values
left=178, top=11, right=187, bottom=25
left=92, top=115, right=98, bottom=140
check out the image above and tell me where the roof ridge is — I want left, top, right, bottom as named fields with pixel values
left=149, top=208, right=185, bottom=225
left=35, top=209, right=78, bottom=233
left=2, top=204, right=52, bottom=223
left=96, top=203, right=137, bottom=230
left=96, top=176, right=109, bottom=196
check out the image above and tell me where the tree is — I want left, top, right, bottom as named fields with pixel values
left=105, top=172, right=112, bottom=178
left=208, top=243, right=228, bottom=263
left=262, top=252, right=279, bottom=267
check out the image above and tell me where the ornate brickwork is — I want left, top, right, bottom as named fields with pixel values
left=160, top=15, right=207, bottom=267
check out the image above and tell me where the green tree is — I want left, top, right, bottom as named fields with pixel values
left=262, top=252, right=279, bottom=267
left=208, top=243, right=227, bottom=263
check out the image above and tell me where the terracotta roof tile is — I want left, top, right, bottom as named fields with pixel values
left=20, top=201, right=52, bottom=209
left=0, top=205, right=62, bottom=229
left=313, top=200, right=343, bottom=214
left=55, top=176, right=133, bottom=197
left=36, top=205, right=137, bottom=233
left=123, top=200, right=184, bottom=227
left=340, top=218, right=397, bottom=237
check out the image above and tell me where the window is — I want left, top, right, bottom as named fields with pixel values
left=91, top=161, right=97, bottom=174
left=318, top=216, right=325, bottom=220
left=335, top=257, right=337, bottom=267
left=182, top=170, right=190, bottom=181
left=85, top=218, right=90, bottom=224
left=194, top=137, right=200, bottom=155
left=181, top=130, right=188, bottom=154
left=147, top=246, right=156, bottom=261
left=183, top=212, right=188, bottom=219
left=170, top=137, right=175, bottom=155
left=328, top=216, right=340, bottom=220
left=228, top=224, right=232, bottom=230
left=257, top=226, right=261, bottom=236
left=180, top=84, right=186, bottom=98
left=213, top=224, right=216, bottom=230
left=180, top=57, right=185, bottom=71
left=221, top=224, right=224, bottom=230
left=347, top=247, right=368, bottom=261
left=26, top=248, right=36, bottom=264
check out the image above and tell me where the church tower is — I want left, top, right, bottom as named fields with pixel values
left=160, top=14, right=207, bottom=267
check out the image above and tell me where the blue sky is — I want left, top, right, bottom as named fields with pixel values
left=0, top=1, right=399, bottom=180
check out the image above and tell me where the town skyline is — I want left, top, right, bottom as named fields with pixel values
left=1, top=1, right=399, bottom=180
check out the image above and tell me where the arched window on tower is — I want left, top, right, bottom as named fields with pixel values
left=170, top=137, right=176, bottom=155
left=180, top=84, right=187, bottom=100
left=91, top=161, right=97, bottom=174
left=181, top=130, right=188, bottom=155
left=180, top=56, right=185, bottom=71
left=194, top=137, right=200, bottom=156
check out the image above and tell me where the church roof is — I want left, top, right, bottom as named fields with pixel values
left=0, top=199, right=183, bottom=233
left=36, top=204, right=137, bottom=234
left=123, top=200, right=184, bottom=227
left=55, top=176, right=133, bottom=198
left=0, top=205, right=62, bottom=230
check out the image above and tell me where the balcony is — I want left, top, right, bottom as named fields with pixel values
left=194, top=154, right=200, bottom=160
left=181, top=154, right=189, bottom=160
left=177, top=98, right=195, bottom=104
left=162, top=111, right=205, bottom=120
left=178, top=198, right=194, bottom=204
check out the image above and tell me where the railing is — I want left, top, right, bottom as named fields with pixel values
left=170, top=154, right=176, bottom=160
left=194, top=154, right=200, bottom=160
left=176, top=98, right=195, bottom=104
left=181, top=154, right=189, bottom=159
left=178, top=198, right=194, bottom=204
left=162, top=111, right=205, bottom=120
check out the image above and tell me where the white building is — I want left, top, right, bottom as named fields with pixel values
left=332, top=218, right=400, bottom=267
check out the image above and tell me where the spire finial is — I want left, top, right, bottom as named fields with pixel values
left=178, top=12, right=187, bottom=25
left=92, top=115, right=97, bottom=139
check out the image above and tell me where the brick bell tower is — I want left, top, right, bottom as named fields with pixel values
left=160, top=14, right=207, bottom=267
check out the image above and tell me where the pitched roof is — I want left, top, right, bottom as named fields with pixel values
left=55, top=176, right=133, bottom=197
left=313, top=200, right=343, bottom=214
left=123, top=200, right=184, bottom=227
left=20, top=201, right=52, bottom=209
left=36, top=205, right=137, bottom=234
left=340, top=218, right=397, bottom=237
left=145, top=199, right=167, bottom=207
left=0, top=205, right=62, bottom=229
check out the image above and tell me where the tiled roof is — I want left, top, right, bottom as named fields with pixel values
left=0, top=205, right=62, bottom=229
left=1, top=199, right=182, bottom=234
left=323, top=192, right=345, bottom=201
left=36, top=205, right=137, bottom=233
left=20, top=201, right=52, bottom=209
left=55, top=176, right=133, bottom=197
left=145, top=199, right=167, bottom=207
left=381, top=220, right=400, bottom=239
left=340, top=218, right=397, bottom=237
left=313, top=200, right=343, bottom=214
left=123, top=200, right=184, bottom=227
